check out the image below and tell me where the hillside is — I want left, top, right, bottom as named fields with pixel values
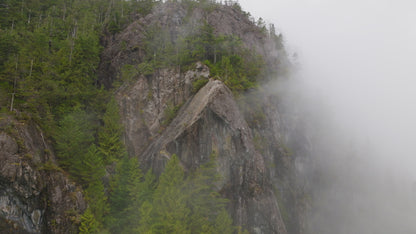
left=0, top=1, right=308, bottom=233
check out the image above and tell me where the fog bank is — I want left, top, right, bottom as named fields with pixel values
left=239, top=0, right=416, bottom=233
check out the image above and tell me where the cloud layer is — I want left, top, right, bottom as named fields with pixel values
left=239, top=0, right=416, bottom=233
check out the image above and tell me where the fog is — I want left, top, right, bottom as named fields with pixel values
left=239, top=0, right=416, bottom=233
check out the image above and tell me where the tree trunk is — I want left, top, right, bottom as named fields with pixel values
left=10, top=93, right=15, bottom=112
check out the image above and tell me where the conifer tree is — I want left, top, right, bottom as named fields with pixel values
left=79, top=208, right=99, bottom=234
left=54, top=110, right=94, bottom=178
left=79, top=144, right=105, bottom=186
left=137, top=154, right=235, bottom=234
left=108, top=156, right=143, bottom=232
left=85, top=179, right=109, bottom=225
left=98, top=97, right=125, bottom=163
left=147, top=154, right=191, bottom=233
left=128, top=169, right=157, bottom=233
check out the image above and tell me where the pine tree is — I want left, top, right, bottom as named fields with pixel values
left=79, top=208, right=99, bottom=234
left=214, top=209, right=235, bottom=233
left=54, top=110, right=94, bottom=178
left=85, top=179, right=109, bottom=224
left=148, top=154, right=191, bottom=233
left=184, top=155, right=234, bottom=234
left=136, top=154, right=235, bottom=234
left=108, top=156, right=143, bottom=232
left=98, top=97, right=125, bottom=163
left=128, top=169, right=157, bottom=233
left=79, top=144, right=105, bottom=186
left=136, top=201, right=154, bottom=234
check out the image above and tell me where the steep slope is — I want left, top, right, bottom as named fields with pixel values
left=140, top=79, right=287, bottom=233
left=98, top=2, right=306, bottom=233
left=0, top=1, right=309, bottom=233
left=116, top=63, right=210, bottom=158
left=98, top=1, right=287, bottom=88
left=0, top=115, right=85, bottom=233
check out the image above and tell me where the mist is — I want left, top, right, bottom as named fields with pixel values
left=239, top=0, right=416, bottom=233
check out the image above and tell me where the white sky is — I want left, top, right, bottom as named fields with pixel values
left=237, top=0, right=416, bottom=231
left=238, top=0, right=416, bottom=172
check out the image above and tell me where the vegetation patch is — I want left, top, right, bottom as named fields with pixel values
left=38, top=160, right=63, bottom=172
left=192, top=77, right=209, bottom=93
left=162, top=102, right=183, bottom=127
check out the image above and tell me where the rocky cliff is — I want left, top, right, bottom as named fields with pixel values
left=0, top=1, right=308, bottom=233
left=0, top=115, right=85, bottom=233
left=100, top=2, right=307, bottom=233
left=138, top=78, right=288, bottom=233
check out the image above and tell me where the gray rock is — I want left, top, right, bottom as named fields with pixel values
left=0, top=117, right=85, bottom=233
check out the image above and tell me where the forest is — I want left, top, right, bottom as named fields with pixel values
left=0, top=0, right=280, bottom=232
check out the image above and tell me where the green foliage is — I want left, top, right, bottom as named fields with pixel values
left=136, top=154, right=235, bottom=234
left=137, top=62, right=156, bottom=77
left=0, top=0, right=111, bottom=125
left=192, top=78, right=209, bottom=93
left=79, top=144, right=105, bottom=186
left=0, top=1, right=278, bottom=232
left=214, top=209, right=235, bottom=233
left=0, top=31, right=18, bottom=69
left=98, top=97, right=125, bottom=163
left=207, top=55, right=256, bottom=92
left=38, top=160, right=64, bottom=172
left=79, top=208, right=100, bottom=234
left=107, top=156, right=144, bottom=233
left=139, top=18, right=265, bottom=93
left=54, top=110, right=95, bottom=178
left=85, top=179, right=109, bottom=224
left=120, top=64, right=138, bottom=83
left=161, top=103, right=182, bottom=126
left=148, top=155, right=190, bottom=233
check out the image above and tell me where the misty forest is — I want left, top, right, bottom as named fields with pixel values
left=1, top=0, right=415, bottom=233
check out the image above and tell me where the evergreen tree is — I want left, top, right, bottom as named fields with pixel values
left=79, top=208, right=100, bottom=234
left=184, top=157, right=232, bottom=233
left=108, top=156, right=144, bottom=233
left=128, top=169, right=157, bottom=233
left=79, top=144, right=105, bottom=186
left=98, top=97, right=125, bottom=163
left=85, top=178, right=109, bottom=224
left=136, top=154, right=235, bottom=234
left=214, top=209, right=235, bottom=233
left=136, top=200, right=154, bottom=234
left=54, top=110, right=94, bottom=178
left=150, top=154, right=191, bottom=233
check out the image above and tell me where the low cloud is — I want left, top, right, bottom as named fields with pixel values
left=240, top=0, right=416, bottom=233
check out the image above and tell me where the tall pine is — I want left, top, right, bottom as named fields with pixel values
left=108, top=156, right=143, bottom=233
left=98, top=97, right=125, bottom=163
left=54, top=110, right=95, bottom=179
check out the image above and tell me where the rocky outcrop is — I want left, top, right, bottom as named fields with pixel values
left=139, top=79, right=287, bottom=233
left=0, top=115, right=85, bottom=233
left=101, top=2, right=305, bottom=233
left=116, top=62, right=210, bottom=158
left=98, top=1, right=288, bottom=88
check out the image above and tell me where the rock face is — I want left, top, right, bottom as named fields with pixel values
left=0, top=116, right=85, bottom=233
left=116, top=63, right=210, bottom=158
left=98, top=1, right=287, bottom=88
left=141, top=79, right=287, bottom=233
left=101, top=2, right=306, bottom=233
left=240, top=90, right=311, bottom=234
